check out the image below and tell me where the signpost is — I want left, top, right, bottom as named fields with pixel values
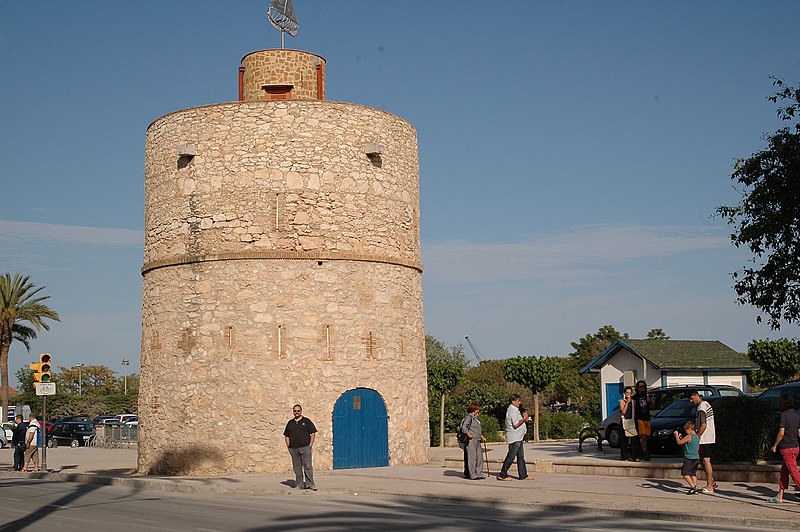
left=35, top=383, right=56, bottom=396
left=34, top=381, right=55, bottom=470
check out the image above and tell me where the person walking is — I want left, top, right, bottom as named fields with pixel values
left=674, top=421, right=701, bottom=494
left=283, top=404, right=317, bottom=491
left=768, top=394, right=800, bottom=503
left=619, top=386, right=638, bottom=461
left=689, top=390, right=717, bottom=493
left=497, top=394, right=533, bottom=481
left=460, top=402, right=485, bottom=480
left=11, top=414, right=28, bottom=471
left=22, top=415, right=40, bottom=473
left=632, top=380, right=652, bottom=461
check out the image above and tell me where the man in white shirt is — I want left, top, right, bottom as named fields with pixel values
left=690, top=390, right=717, bottom=493
left=497, top=394, right=534, bottom=481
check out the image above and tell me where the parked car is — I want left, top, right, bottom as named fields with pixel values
left=757, top=381, right=800, bottom=411
left=556, top=405, right=583, bottom=416
left=47, top=421, right=93, bottom=448
left=2, top=422, right=13, bottom=443
left=93, top=415, right=117, bottom=426
left=600, top=384, right=743, bottom=447
left=117, top=414, right=137, bottom=424
left=0, top=424, right=9, bottom=448
left=55, top=415, right=91, bottom=424
left=648, top=396, right=722, bottom=455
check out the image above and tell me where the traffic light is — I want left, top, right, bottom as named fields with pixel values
left=30, top=353, right=52, bottom=383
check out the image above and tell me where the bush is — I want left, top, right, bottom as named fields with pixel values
left=530, top=411, right=588, bottom=440
left=479, top=414, right=502, bottom=442
left=713, top=396, right=775, bottom=463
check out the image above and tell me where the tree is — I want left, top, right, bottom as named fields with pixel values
left=716, top=78, right=800, bottom=329
left=56, top=365, right=119, bottom=395
left=646, top=328, right=670, bottom=340
left=548, top=325, right=628, bottom=422
left=0, top=273, right=60, bottom=422
left=746, top=338, right=800, bottom=388
left=426, top=335, right=469, bottom=447
left=503, top=356, right=563, bottom=442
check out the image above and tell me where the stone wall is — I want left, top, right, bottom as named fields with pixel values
left=241, top=49, right=325, bottom=101
left=140, top=97, right=428, bottom=475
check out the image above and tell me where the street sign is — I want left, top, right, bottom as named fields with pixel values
left=35, top=382, right=56, bottom=396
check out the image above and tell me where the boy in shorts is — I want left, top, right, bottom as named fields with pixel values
left=674, top=421, right=701, bottom=494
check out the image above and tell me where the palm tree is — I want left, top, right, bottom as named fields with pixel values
left=0, top=273, right=60, bottom=422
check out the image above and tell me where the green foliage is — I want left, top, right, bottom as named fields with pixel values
left=713, top=396, right=776, bottom=463
left=647, top=328, right=670, bottom=340
left=426, top=335, right=469, bottom=446
left=478, top=414, right=502, bottom=442
left=504, top=356, right=563, bottom=442
left=15, top=366, right=34, bottom=396
left=568, top=325, right=628, bottom=367
left=56, top=364, right=119, bottom=395
left=746, top=338, right=800, bottom=387
left=716, top=78, right=800, bottom=329
left=503, top=356, right=563, bottom=394
left=533, top=412, right=589, bottom=440
left=547, top=325, right=628, bottom=423
left=426, top=335, right=468, bottom=393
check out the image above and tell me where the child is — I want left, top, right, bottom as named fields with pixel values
left=674, top=421, right=701, bottom=494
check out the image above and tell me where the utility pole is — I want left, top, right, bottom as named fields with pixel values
left=121, top=358, right=130, bottom=395
left=76, top=363, right=84, bottom=395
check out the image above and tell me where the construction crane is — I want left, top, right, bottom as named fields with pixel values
left=464, top=336, right=484, bottom=364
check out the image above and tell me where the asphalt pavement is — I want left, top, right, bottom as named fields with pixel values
left=1, top=442, right=798, bottom=530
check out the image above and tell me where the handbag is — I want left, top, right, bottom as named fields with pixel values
left=622, top=417, right=637, bottom=437
left=621, top=400, right=637, bottom=437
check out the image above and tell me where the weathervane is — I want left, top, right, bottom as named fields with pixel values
left=268, top=0, right=299, bottom=48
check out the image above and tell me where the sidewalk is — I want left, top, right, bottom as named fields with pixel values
left=2, top=444, right=798, bottom=529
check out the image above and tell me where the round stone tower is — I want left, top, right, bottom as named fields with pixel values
left=139, top=48, right=428, bottom=475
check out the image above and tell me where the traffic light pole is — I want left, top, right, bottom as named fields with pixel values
left=41, top=395, right=47, bottom=471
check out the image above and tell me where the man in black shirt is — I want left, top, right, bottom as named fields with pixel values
left=11, top=414, right=28, bottom=471
left=632, top=380, right=652, bottom=461
left=283, top=404, right=318, bottom=490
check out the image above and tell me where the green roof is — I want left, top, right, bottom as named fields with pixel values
left=619, top=339, right=759, bottom=370
left=580, top=339, right=760, bottom=374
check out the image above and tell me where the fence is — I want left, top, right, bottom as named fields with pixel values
left=89, top=424, right=138, bottom=448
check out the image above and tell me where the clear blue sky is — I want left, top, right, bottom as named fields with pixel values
left=2, top=1, right=799, bottom=382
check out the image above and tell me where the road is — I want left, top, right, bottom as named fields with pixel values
left=0, top=478, right=764, bottom=531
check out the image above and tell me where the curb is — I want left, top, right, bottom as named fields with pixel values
left=7, top=470, right=800, bottom=530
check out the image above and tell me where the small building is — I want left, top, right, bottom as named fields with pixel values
left=580, top=339, right=759, bottom=418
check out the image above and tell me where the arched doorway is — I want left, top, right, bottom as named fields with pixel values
left=332, top=388, right=389, bottom=469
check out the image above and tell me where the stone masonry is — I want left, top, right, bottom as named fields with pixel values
left=139, top=49, right=429, bottom=476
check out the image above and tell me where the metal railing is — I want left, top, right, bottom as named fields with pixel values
left=89, top=424, right=138, bottom=448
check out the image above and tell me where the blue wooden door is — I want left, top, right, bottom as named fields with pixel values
left=605, top=383, right=624, bottom=418
left=333, top=388, right=389, bottom=469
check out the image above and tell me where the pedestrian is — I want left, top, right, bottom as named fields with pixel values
left=460, top=402, right=485, bottom=480
left=619, top=386, right=637, bottom=462
left=497, top=394, right=534, bottom=481
left=768, top=394, right=800, bottom=503
left=632, top=380, right=652, bottom=461
left=283, top=404, right=317, bottom=491
left=689, top=390, right=717, bottom=493
left=673, top=420, right=701, bottom=494
left=11, top=414, right=28, bottom=471
left=22, top=415, right=40, bottom=473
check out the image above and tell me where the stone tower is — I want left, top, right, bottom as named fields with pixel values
left=139, top=48, right=428, bottom=475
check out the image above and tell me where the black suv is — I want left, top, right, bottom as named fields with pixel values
left=47, top=421, right=93, bottom=448
left=600, top=384, right=744, bottom=447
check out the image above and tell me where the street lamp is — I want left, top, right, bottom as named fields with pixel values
left=76, top=363, right=84, bottom=395
left=121, top=358, right=130, bottom=395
